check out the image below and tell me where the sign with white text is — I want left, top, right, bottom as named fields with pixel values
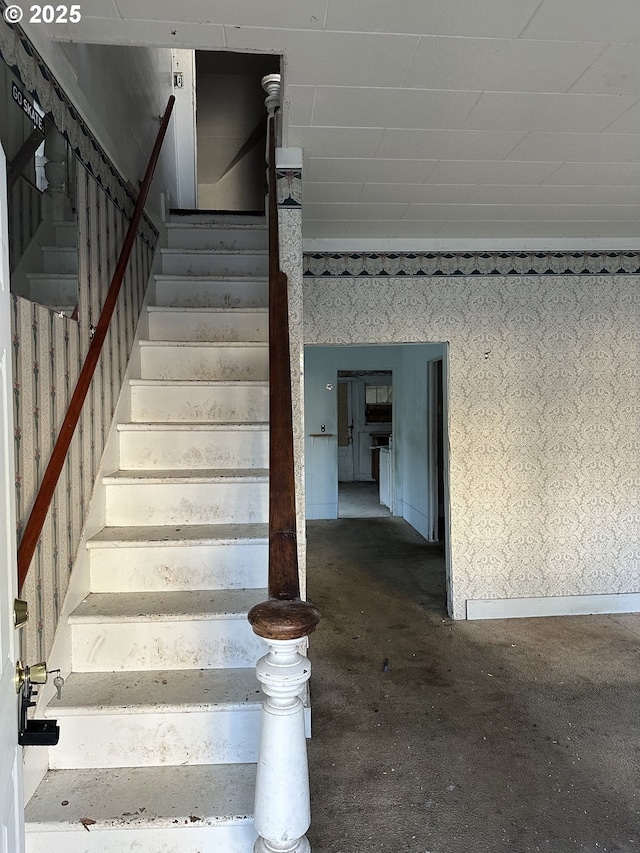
left=11, top=82, right=45, bottom=134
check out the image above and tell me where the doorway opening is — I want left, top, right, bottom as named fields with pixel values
left=194, top=51, right=279, bottom=212
left=304, top=342, right=451, bottom=609
left=337, top=370, right=393, bottom=518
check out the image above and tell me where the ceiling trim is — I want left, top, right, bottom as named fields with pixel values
left=303, top=237, right=640, bottom=252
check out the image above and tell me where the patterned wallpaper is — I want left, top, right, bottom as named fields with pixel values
left=303, top=273, right=640, bottom=618
left=13, top=164, right=154, bottom=664
left=278, top=192, right=307, bottom=592
left=3, top=14, right=157, bottom=664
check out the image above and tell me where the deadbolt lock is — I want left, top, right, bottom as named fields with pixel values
left=15, top=660, right=60, bottom=746
left=15, top=660, right=48, bottom=694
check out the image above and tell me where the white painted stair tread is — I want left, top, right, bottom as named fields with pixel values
left=69, top=588, right=268, bottom=622
left=117, top=422, right=268, bottom=432
left=103, top=468, right=269, bottom=484
left=130, top=377, right=268, bottom=388
left=154, top=274, right=268, bottom=281
left=25, top=763, right=256, bottom=828
left=170, top=211, right=265, bottom=225
left=167, top=220, right=266, bottom=230
left=161, top=248, right=267, bottom=256
left=88, top=522, right=268, bottom=547
left=139, top=340, right=268, bottom=348
left=147, top=306, right=268, bottom=313
left=47, top=668, right=262, bottom=715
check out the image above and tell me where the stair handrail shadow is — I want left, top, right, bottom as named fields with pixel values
left=16, top=95, right=176, bottom=593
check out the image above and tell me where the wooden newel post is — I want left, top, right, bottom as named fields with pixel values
left=250, top=74, right=321, bottom=853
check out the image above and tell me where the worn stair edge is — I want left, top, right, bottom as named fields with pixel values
left=129, top=378, right=269, bottom=388
left=160, top=248, right=268, bottom=256
left=139, top=340, right=268, bottom=348
left=167, top=221, right=267, bottom=230
left=147, top=306, right=268, bottom=313
left=102, top=468, right=269, bottom=484
left=154, top=274, right=268, bottom=282
left=69, top=588, right=269, bottom=623
left=87, top=523, right=269, bottom=548
left=116, top=423, right=268, bottom=432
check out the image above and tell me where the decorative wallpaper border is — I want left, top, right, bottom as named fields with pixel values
left=277, top=168, right=302, bottom=208
left=304, top=250, right=640, bottom=278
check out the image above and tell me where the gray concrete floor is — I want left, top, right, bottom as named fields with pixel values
left=306, top=517, right=640, bottom=853
left=339, top=482, right=391, bottom=518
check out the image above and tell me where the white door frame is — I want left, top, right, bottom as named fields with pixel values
left=0, top=143, right=26, bottom=852
left=171, top=49, right=197, bottom=209
left=353, top=373, right=392, bottom=482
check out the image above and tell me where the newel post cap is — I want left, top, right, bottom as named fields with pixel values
left=261, top=73, right=281, bottom=115
left=248, top=598, right=320, bottom=641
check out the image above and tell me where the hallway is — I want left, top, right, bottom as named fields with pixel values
left=306, top=518, right=639, bottom=852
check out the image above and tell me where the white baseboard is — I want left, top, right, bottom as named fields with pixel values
left=466, top=592, right=640, bottom=620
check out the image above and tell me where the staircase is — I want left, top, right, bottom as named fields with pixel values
left=24, top=213, right=273, bottom=852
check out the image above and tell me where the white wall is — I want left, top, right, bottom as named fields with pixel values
left=396, top=343, right=447, bottom=539
left=20, top=32, right=178, bottom=221
left=304, top=273, right=640, bottom=619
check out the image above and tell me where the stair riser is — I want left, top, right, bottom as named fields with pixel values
left=53, top=222, right=77, bottom=248
left=148, top=310, right=268, bottom=342
left=49, top=708, right=261, bottom=769
left=28, top=276, right=77, bottom=304
left=26, top=824, right=257, bottom=853
left=71, top=619, right=267, bottom=671
left=130, top=384, right=268, bottom=423
left=161, top=251, right=267, bottom=277
left=154, top=278, right=267, bottom=308
left=89, top=543, right=268, bottom=592
left=167, top=226, right=267, bottom=251
left=119, top=429, right=268, bottom=470
left=140, top=345, right=268, bottom=381
left=104, top=481, right=268, bottom=526
left=42, top=248, right=78, bottom=274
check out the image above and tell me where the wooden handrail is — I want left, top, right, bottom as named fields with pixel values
left=248, top=111, right=320, bottom=642
left=16, top=95, right=175, bottom=592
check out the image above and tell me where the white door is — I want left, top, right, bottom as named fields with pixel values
left=0, top=144, right=25, bottom=853
left=337, top=380, right=354, bottom=482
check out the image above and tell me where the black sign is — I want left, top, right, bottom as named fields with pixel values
left=11, top=82, right=45, bottom=134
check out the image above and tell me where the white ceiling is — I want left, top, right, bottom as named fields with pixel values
left=35, top=0, right=640, bottom=247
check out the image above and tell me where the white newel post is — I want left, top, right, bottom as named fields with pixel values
left=253, top=639, right=312, bottom=853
